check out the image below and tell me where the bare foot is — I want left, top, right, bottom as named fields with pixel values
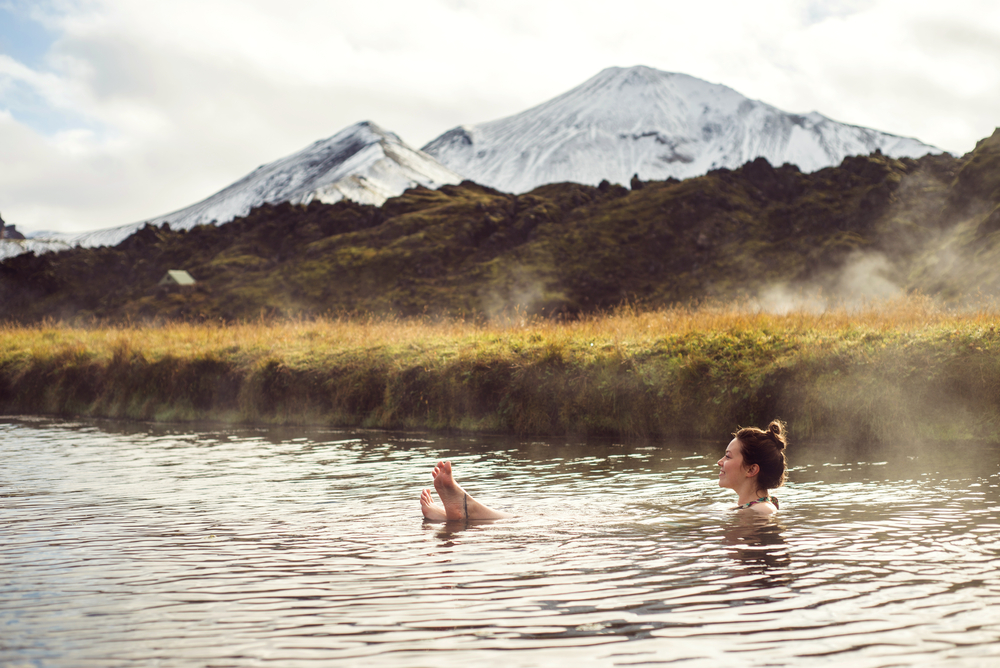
left=420, top=488, right=448, bottom=521
left=431, top=460, right=469, bottom=520
left=428, top=460, right=512, bottom=521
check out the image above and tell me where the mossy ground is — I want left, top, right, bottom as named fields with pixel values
left=3, top=296, right=999, bottom=445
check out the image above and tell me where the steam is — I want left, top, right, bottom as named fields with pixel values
left=756, top=251, right=903, bottom=314
left=479, top=266, right=548, bottom=323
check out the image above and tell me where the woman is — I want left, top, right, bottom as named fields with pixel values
left=420, top=419, right=788, bottom=520
left=718, top=420, right=788, bottom=515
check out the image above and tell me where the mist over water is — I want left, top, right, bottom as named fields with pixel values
left=2, top=417, right=999, bottom=667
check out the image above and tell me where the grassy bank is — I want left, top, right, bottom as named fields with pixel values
left=2, top=296, right=1000, bottom=444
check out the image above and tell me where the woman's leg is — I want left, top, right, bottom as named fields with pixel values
left=420, top=460, right=512, bottom=520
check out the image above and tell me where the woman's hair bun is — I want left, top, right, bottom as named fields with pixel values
left=767, top=420, right=787, bottom=449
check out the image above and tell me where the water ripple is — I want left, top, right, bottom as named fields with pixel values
left=2, top=417, right=1000, bottom=666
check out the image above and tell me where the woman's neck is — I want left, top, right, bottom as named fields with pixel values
left=736, top=483, right=768, bottom=506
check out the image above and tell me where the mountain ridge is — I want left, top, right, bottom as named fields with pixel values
left=18, top=121, right=460, bottom=253
left=4, top=128, right=1000, bottom=323
left=3, top=65, right=946, bottom=260
left=422, top=65, right=941, bottom=193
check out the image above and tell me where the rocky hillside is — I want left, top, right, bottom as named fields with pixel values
left=1, top=129, right=998, bottom=323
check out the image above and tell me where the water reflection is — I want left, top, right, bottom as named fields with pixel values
left=722, top=515, right=792, bottom=589
left=422, top=518, right=501, bottom=545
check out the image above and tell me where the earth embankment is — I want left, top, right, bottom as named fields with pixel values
left=3, top=299, right=998, bottom=445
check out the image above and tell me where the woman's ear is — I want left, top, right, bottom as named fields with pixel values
left=746, top=463, right=759, bottom=477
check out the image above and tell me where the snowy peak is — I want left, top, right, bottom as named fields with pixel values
left=422, top=65, right=942, bottom=193
left=209, top=120, right=451, bottom=211
left=60, top=120, right=461, bottom=249
left=513, top=66, right=749, bottom=131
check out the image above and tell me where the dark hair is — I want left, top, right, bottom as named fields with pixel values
left=733, top=419, right=788, bottom=490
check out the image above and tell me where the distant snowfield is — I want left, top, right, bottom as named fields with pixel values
left=14, top=66, right=942, bottom=258
left=0, top=238, right=73, bottom=260
left=422, top=66, right=942, bottom=193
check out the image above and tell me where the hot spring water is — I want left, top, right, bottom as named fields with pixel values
left=2, top=417, right=999, bottom=666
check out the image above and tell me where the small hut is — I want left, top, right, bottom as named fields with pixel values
left=158, top=270, right=196, bottom=287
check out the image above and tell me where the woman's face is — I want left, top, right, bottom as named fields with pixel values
left=717, top=438, right=747, bottom=489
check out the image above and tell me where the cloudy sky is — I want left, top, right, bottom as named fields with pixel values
left=2, top=0, right=999, bottom=235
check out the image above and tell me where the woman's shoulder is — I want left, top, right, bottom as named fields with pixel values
left=738, top=495, right=778, bottom=515
left=748, top=501, right=778, bottom=515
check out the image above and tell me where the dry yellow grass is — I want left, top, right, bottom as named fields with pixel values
left=2, top=295, right=998, bottom=443
left=3, top=293, right=986, bottom=354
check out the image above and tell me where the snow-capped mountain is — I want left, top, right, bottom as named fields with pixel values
left=7, top=66, right=946, bottom=260
left=41, top=121, right=461, bottom=250
left=422, top=66, right=942, bottom=193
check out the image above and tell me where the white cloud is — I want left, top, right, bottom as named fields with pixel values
left=0, top=0, right=998, bottom=234
left=757, top=0, right=1000, bottom=152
